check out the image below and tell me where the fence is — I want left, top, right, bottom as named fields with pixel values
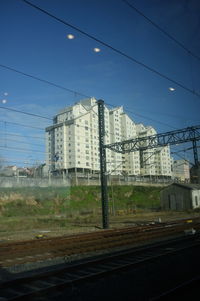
left=0, top=176, right=70, bottom=188
left=0, top=174, right=172, bottom=188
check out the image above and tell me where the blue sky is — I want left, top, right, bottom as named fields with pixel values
left=0, top=0, right=200, bottom=166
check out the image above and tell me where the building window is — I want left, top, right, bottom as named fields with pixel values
left=195, top=196, right=198, bottom=206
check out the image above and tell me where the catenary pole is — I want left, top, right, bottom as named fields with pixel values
left=98, top=99, right=109, bottom=229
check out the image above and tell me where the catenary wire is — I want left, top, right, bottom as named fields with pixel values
left=121, top=0, right=200, bottom=63
left=1, top=138, right=44, bottom=148
left=0, top=63, right=90, bottom=98
left=0, top=131, right=45, bottom=140
left=0, top=120, right=44, bottom=130
left=105, top=102, right=178, bottom=130
left=0, top=102, right=193, bottom=133
left=0, top=3, right=196, bottom=134
left=0, top=159, right=44, bottom=165
left=0, top=101, right=197, bottom=163
left=0, top=105, right=52, bottom=120
left=0, top=68, right=193, bottom=131
left=19, top=0, right=200, bottom=99
left=0, top=145, right=45, bottom=154
left=0, top=97, right=180, bottom=138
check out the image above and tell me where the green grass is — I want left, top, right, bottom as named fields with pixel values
left=0, top=186, right=198, bottom=239
left=0, top=185, right=163, bottom=233
left=0, top=185, right=162, bottom=217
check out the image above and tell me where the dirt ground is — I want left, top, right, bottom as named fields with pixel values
left=0, top=211, right=199, bottom=242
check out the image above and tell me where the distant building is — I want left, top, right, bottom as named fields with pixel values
left=160, top=183, right=200, bottom=210
left=190, top=163, right=200, bottom=184
left=138, top=126, right=171, bottom=178
left=172, top=159, right=190, bottom=182
left=45, top=98, right=172, bottom=178
left=0, top=165, right=17, bottom=176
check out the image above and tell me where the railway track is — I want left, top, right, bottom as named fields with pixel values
left=0, top=233, right=200, bottom=300
left=0, top=217, right=200, bottom=268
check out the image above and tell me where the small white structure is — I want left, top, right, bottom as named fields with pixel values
left=160, top=183, right=200, bottom=210
left=172, top=159, right=190, bottom=182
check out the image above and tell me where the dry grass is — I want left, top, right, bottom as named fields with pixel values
left=0, top=210, right=199, bottom=242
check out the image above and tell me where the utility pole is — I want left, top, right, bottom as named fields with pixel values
left=98, top=99, right=109, bottom=229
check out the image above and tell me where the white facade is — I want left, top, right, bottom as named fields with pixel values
left=45, top=98, right=172, bottom=177
left=172, top=159, right=190, bottom=182
left=136, top=126, right=171, bottom=177
left=121, top=113, right=140, bottom=175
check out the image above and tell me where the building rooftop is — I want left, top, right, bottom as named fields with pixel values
left=169, top=183, right=200, bottom=190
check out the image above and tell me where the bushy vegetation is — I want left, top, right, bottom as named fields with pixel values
left=0, top=185, right=162, bottom=218
left=1, top=185, right=198, bottom=237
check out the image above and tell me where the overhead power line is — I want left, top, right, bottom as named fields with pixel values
left=1, top=159, right=44, bottom=165
left=0, top=93, right=183, bottom=132
left=20, top=0, right=200, bottom=99
left=121, top=0, right=200, bottom=62
left=0, top=145, right=45, bottom=154
left=0, top=63, right=90, bottom=98
left=0, top=131, right=45, bottom=140
left=0, top=105, right=52, bottom=120
left=0, top=120, right=44, bottom=131
left=2, top=138, right=44, bottom=148
left=124, top=108, right=177, bottom=130
left=105, top=102, right=177, bottom=130
left=0, top=99, right=179, bottom=133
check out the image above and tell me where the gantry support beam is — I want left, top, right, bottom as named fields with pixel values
left=105, top=125, right=200, bottom=165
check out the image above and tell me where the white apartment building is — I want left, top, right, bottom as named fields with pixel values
left=121, top=113, right=140, bottom=175
left=137, top=126, right=172, bottom=178
left=46, top=98, right=107, bottom=174
left=45, top=98, right=172, bottom=178
left=172, top=159, right=190, bottom=182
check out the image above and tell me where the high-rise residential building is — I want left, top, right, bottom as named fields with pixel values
left=45, top=98, right=172, bottom=178
left=121, top=113, right=140, bottom=176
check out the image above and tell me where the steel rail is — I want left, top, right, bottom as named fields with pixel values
left=1, top=219, right=200, bottom=267
left=0, top=234, right=200, bottom=300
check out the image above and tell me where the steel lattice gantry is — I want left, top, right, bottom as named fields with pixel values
left=98, top=100, right=109, bottom=229
left=104, top=125, right=200, bottom=165
left=98, top=100, right=200, bottom=229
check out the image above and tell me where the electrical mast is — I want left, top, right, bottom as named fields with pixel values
left=98, top=99, right=109, bottom=229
